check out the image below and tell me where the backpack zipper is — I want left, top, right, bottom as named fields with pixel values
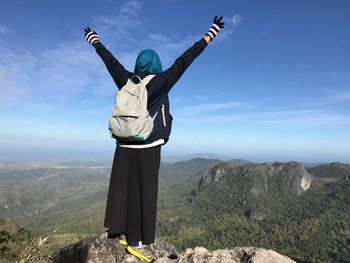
left=161, top=104, right=166, bottom=127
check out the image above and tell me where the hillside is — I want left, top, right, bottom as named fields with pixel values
left=0, top=219, right=36, bottom=263
left=159, top=158, right=225, bottom=193
left=1, top=159, right=350, bottom=262
left=157, top=161, right=350, bottom=262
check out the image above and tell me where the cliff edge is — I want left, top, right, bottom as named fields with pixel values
left=39, top=233, right=296, bottom=263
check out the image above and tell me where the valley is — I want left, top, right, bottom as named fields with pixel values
left=1, top=158, right=349, bottom=262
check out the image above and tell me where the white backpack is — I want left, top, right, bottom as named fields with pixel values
left=108, top=75, right=156, bottom=141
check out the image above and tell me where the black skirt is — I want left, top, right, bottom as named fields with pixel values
left=104, top=145, right=161, bottom=244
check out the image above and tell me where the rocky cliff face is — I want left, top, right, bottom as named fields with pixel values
left=39, top=233, right=296, bottom=263
left=197, top=161, right=313, bottom=196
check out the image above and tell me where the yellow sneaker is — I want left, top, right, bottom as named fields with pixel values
left=126, top=245, right=156, bottom=263
left=118, top=234, right=128, bottom=245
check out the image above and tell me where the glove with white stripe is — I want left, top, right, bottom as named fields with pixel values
left=206, top=16, right=225, bottom=41
left=84, top=27, right=100, bottom=45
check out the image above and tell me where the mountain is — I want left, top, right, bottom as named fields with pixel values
left=228, top=159, right=255, bottom=165
left=157, top=161, right=350, bottom=262
left=161, top=153, right=228, bottom=163
left=197, top=161, right=312, bottom=194
left=308, top=162, right=350, bottom=178
left=187, top=161, right=313, bottom=219
left=159, top=158, right=224, bottom=192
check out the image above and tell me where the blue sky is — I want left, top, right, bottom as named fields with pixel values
left=0, top=0, right=349, bottom=162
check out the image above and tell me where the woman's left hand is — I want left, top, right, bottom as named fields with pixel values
left=84, top=27, right=100, bottom=45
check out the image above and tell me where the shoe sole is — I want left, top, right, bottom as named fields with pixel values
left=118, top=239, right=128, bottom=245
left=126, top=246, right=155, bottom=263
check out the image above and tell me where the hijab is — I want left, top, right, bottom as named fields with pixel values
left=134, top=49, right=162, bottom=74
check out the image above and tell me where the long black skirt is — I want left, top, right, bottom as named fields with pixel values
left=104, top=145, right=161, bottom=244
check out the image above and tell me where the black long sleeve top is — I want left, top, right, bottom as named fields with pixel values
left=94, top=38, right=208, bottom=145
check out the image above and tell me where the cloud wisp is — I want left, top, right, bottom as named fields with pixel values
left=0, top=0, right=146, bottom=108
left=173, top=101, right=245, bottom=116
left=0, top=40, right=111, bottom=107
left=0, top=0, right=210, bottom=110
left=1, top=0, right=242, bottom=118
left=0, top=24, right=11, bottom=34
left=173, top=101, right=350, bottom=126
left=328, top=90, right=350, bottom=100
left=231, top=15, right=243, bottom=26
left=93, top=0, right=142, bottom=39
left=215, top=14, right=243, bottom=41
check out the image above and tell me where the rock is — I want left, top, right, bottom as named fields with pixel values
left=38, top=233, right=126, bottom=263
left=241, top=247, right=296, bottom=263
left=168, top=216, right=179, bottom=224
left=177, top=247, right=240, bottom=263
left=177, top=247, right=296, bottom=263
left=198, top=163, right=235, bottom=188
left=38, top=233, right=296, bottom=263
left=151, top=237, right=178, bottom=259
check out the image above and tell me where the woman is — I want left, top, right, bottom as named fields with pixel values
left=84, top=16, right=224, bottom=262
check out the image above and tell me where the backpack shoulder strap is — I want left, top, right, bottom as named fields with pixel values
left=141, top=74, right=156, bottom=86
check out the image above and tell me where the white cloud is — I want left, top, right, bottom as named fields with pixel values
left=0, top=24, right=11, bottom=34
left=214, top=14, right=243, bottom=41
left=231, top=15, right=243, bottom=26
left=328, top=90, right=350, bottom=100
left=173, top=102, right=350, bottom=126
left=173, top=101, right=245, bottom=116
left=217, top=29, right=234, bottom=41
left=0, top=0, right=237, bottom=111
left=138, top=33, right=201, bottom=67
left=254, top=109, right=350, bottom=125
left=120, top=0, right=142, bottom=15
left=145, top=34, right=172, bottom=44
left=0, top=69, right=11, bottom=104
left=0, top=45, right=39, bottom=105
left=198, top=96, right=209, bottom=101
left=0, top=37, right=123, bottom=111
left=0, top=4, right=150, bottom=106
left=93, top=0, right=142, bottom=38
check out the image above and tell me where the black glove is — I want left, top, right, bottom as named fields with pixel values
left=84, top=27, right=100, bottom=45
left=206, top=16, right=225, bottom=41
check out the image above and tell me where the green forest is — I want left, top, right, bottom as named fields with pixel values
left=1, top=159, right=350, bottom=263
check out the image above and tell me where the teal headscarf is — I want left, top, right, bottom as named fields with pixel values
left=134, top=49, right=162, bottom=74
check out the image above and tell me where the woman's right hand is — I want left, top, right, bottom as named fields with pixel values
left=205, top=16, right=225, bottom=42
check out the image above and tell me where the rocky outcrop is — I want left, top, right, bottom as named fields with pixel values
left=272, top=161, right=313, bottom=195
left=197, top=161, right=313, bottom=196
left=39, top=233, right=296, bottom=263
left=178, top=247, right=296, bottom=263
left=198, top=163, right=237, bottom=187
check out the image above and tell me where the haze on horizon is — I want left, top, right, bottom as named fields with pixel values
left=1, top=0, right=349, bottom=163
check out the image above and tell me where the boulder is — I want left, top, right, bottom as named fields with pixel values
left=38, top=233, right=296, bottom=263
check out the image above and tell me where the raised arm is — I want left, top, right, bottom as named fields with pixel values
left=158, top=38, right=208, bottom=94
left=84, top=27, right=130, bottom=89
left=159, top=16, right=225, bottom=94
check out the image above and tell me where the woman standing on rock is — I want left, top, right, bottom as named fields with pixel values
left=84, top=16, right=224, bottom=262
